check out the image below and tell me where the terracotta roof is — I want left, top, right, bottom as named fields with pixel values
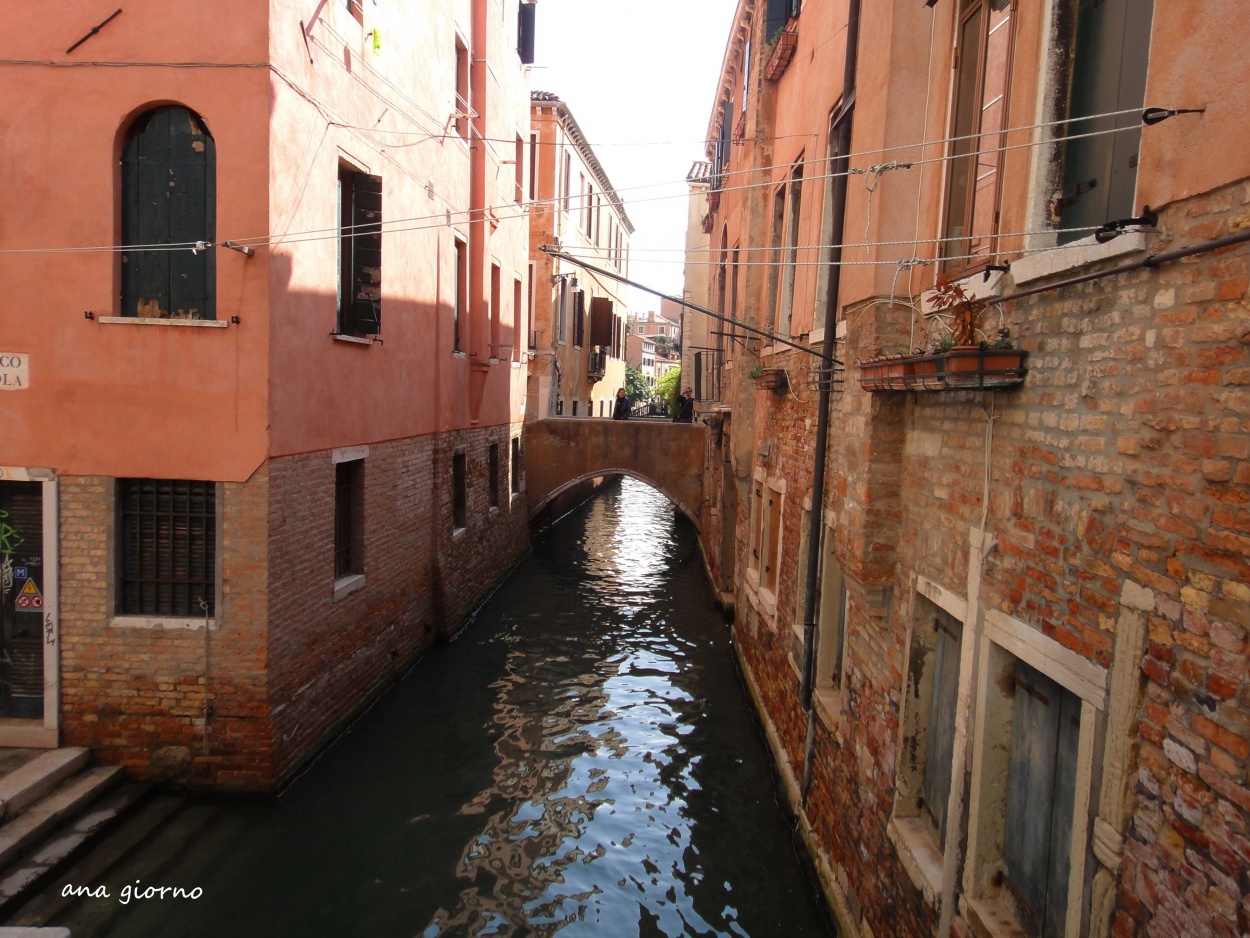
left=687, top=160, right=713, bottom=183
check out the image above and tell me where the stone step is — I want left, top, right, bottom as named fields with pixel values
left=0, top=782, right=151, bottom=912
left=0, top=766, right=123, bottom=872
left=0, top=750, right=90, bottom=822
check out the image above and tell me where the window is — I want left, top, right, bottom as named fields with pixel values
left=528, top=134, right=538, bottom=200
left=761, top=484, right=782, bottom=595
left=562, top=152, right=572, bottom=214
left=345, top=0, right=363, bottom=25
left=514, top=134, right=525, bottom=204
left=892, top=589, right=964, bottom=878
left=121, top=106, right=215, bottom=320
left=815, top=530, right=848, bottom=690
left=778, top=158, right=803, bottom=337
left=452, top=452, right=467, bottom=530
left=964, top=610, right=1106, bottom=938
left=748, top=473, right=783, bottom=603
left=451, top=237, right=467, bottom=352
left=572, top=400, right=579, bottom=417
left=517, top=2, right=536, bottom=64
left=1055, top=0, right=1155, bottom=241
left=556, top=278, right=568, bottom=344
left=765, top=0, right=799, bottom=42
left=511, top=437, right=521, bottom=495
left=488, top=443, right=500, bottom=509
left=454, top=38, right=470, bottom=140
left=512, top=277, right=523, bottom=362
left=490, top=262, right=502, bottom=357
left=334, top=459, right=364, bottom=580
left=766, top=185, right=786, bottom=330
left=118, top=479, right=216, bottom=616
left=338, top=166, right=383, bottom=336
left=572, top=288, right=585, bottom=347
left=941, top=0, right=1015, bottom=271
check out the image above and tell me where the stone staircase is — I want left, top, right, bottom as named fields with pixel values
left=0, top=748, right=149, bottom=915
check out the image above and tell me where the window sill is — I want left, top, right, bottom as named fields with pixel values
left=812, top=686, right=843, bottom=731
left=1010, top=231, right=1148, bottom=286
left=332, top=333, right=377, bottom=346
left=965, top=898, right=1029, bottom=938
left=888, top=816, right=945, bottom=909
left=111, top=614, right=217, bottom=630
left=333, top=573, right=366, bottom=602
left=97, top=317, right=227, bottom=328
left=452, top=526, right=467, bottom=540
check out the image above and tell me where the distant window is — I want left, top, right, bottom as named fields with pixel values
left=121, top=106, right=215, bottom=320
left=345, top=0, right=363, bottom=24
left=455, top=38, right=470, bottom=140
left=515, top=134, right=525, bottom=204
left=118, top=479, right=215, bottom=616
left=337, top=166, right=383, bottom=336
left=572, top=400, right=579, bottom=417
left=528, top=134, right=538, bottom=200
left=765, top=0, right=798, bottom=42
left=334, top=459, right=365, bottom=579
left=488, top=443, right=500, bottom=508
left=513, top=277, right=523, bottom=362
left=453, top=237, right=467, bottom=352
left=452, top=452, right=467, bottom=530
left=490, top=263, right=502, bottom=357
left=511, top=437, right=522, bottom=495
left=778, top=158, right=803, bottom=337
left=562, top=153, right=572, bottom=214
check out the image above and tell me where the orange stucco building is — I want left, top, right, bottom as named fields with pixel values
left=692, top=0, right=1250, bottom=936
left=0, top=0, right=536, bottom=791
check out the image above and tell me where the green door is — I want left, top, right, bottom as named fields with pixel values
left=0, top=481, right=45, bottom=719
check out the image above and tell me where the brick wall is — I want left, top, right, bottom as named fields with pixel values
left=728, top=180, right=1250, bottom=938
left=60, top=471, right=271, bottom=791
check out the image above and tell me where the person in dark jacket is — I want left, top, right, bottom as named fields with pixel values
left=673, top=387, right=695, bottom=423
left=611, top=387, right=631, bottom=420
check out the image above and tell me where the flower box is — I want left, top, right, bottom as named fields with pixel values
left=752, top=367, right=789, bottom=391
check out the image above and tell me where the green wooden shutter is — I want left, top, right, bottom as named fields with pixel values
left=121, top=107, right=215, bottom=319
left=1058, top=0, right=1155, bottom=240
left=1003, top=660, right=1081, bottom=938
left=922, top=615, right=962, bottom=842
left=766, top=0, right=789, bottom=41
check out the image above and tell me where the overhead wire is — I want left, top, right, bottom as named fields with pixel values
left=0, top=106, right=1185, bottom=257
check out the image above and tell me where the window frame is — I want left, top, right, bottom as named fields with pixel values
left=333, top=457, right=365, bottom=583
left=116, top=478, right=218, bottom=618
left=337, top=165, right=383, bottom=337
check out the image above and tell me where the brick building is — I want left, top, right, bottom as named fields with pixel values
left=692, top=0, right=1250, bottom=936
left=526, top=91, right=633, bottom=420
left=0, top=0, right=536, bottom=791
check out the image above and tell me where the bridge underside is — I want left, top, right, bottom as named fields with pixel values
left=524, top=418, right=706, bottom=526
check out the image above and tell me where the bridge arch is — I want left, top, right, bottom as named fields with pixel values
left=523, top=419, right=706, bottom=529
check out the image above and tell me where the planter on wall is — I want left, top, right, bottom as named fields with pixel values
left=858, top=350, right=1027, bottom=392
left=752, top=368, right=789, bottom=392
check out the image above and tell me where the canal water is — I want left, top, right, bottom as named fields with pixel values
left=14, top=477, right=834, bottom=937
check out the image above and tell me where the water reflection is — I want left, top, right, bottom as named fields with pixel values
left=21, top=476, right=832, bottom=938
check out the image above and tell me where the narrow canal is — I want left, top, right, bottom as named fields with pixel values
left=14, top=477, right=834, bottom=937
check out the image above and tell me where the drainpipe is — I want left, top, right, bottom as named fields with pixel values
left=799, top=0, right=860, bottom=801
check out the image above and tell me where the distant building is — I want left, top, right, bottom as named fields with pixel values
left=527, top=91, right=632, bottom=419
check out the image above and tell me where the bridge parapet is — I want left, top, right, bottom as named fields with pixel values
left=524, top=418, right=706, bottom=525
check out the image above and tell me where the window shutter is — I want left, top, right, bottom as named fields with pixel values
left=1058, top=0, right=1154, bottom=240
left=589, top=296, right=614, bottom=347
left=1003, top=660, right=1081, bottom=938
left=573, top=289, right=586, bottom=346
left=694, top=352, right=705, bottom=399
left=921, top=616, right=961, bottom=842
left=517, top=2, right=536, bottom=64
left=351, top=173, right=383, bottom=335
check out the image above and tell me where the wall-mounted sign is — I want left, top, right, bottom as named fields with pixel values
left=0, top=354, right=29, bottom=390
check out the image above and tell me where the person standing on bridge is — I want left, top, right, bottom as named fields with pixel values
left=673, top=387, right=695, bottom=423
left=612, top=387, right=631, bottom=420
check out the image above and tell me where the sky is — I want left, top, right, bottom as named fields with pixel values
left=531, top=0, right=738, bottom=310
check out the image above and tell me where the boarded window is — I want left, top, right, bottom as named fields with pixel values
left=1056, top=0, right=1154, bottom=241
left=921, top=613, right=962, bottom=843
left=118, top=479, right=216, bottom=616
left=334, top=459, right=364, bottom=580
left=941, top=0, right=1015, bottom=272
left=121, top=106, right=216, bottom=320
left=1002, top=660, right=1081, bottom=938
left=338, top=168, right=382, bottom=336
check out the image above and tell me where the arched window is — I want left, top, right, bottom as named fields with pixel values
left=121, top=105, right=215, bottom=319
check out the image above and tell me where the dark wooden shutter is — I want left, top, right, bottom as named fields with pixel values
left=1058, top=0, right=1154, bottom=240
left=589, top=296, right=614, bottom=347
left=119, top=479, right=216, bottom=617
left=1003, top=660, right=1081, bottom=938
left=573, top=290, right=586, bottom=346
left=517, top=2, right=536, bottom=64
left=350, top=173, right=383, bottom=335
left=922, top=615, right=962, bottom=842
left=121, top=106, right=215, bottom=319
left=766, top=0, right=789, bottom=41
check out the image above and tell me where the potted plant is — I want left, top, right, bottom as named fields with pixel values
left=928, top=280, right=1027, bottom=388
left=749, top=364, right=788, bottom=391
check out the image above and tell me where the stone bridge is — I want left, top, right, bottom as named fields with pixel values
left=524, top=418, right=706, bottom=526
